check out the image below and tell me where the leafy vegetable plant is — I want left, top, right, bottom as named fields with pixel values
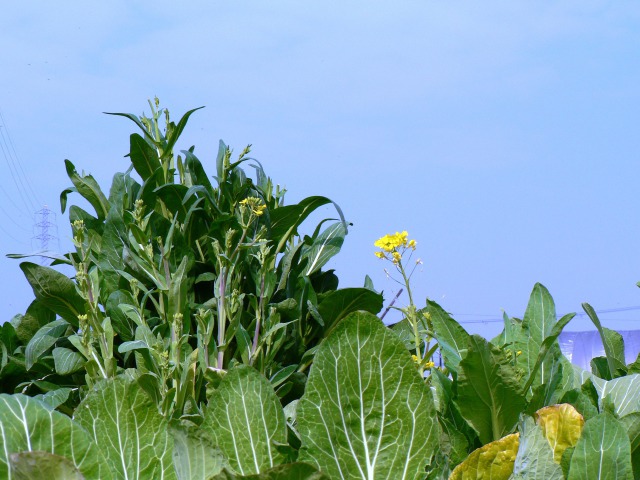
left=1, top=101, right=640, bottom=479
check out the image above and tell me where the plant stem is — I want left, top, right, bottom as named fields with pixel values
left=399, top=261, right=423, bottom=366
left=217, top=268, right=227, bottom=369
left=250, top=275, right=266, bottom=366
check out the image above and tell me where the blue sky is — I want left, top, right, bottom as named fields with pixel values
left=1, top=1, right=639, bottom=338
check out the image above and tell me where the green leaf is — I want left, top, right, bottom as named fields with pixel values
left=105, top=291, right=136, bottom=342
left=455, top=335, right=526, bottom=444
left=449, top=433, right=519, bottom=480
left=64, top=159, right=110, bottom=220
left=492, top=312, right=520, bottom=347
left=37, top=387, right=73, bottom=410
left=10, top=451, right=86, bottom=480
left=104, top=111, right=158, bottom=145
left=74, top=376, right=176, bottom=479
left=118, top=340, right=150, bottom=353
left=211, top=463, right=329, bottom=480
left=522, top=312, right=575, bottom=393
left=154, top=184, right=193, bottom=221
left=316, top=287, right=383, bottom=332
left=601, top=327, right=626, bottom=365
left=20, top=262, right=85, bottom=326
left=0, top=394, right=111, bottom=479
left=24, top=319, right=69, bottom=370
left=437, top=416, right=470, bottom=468
left=164, top=106, right=205, bottom=156
left=108, top=171, right=140, bottom=209
left=99, top=208, right=129, bottom=298
left=11, top=299, right=56, bottom=344
left=169, top=255, right=191, bottom=321
left=582, top=303, right=622, bottom=381
left=203, top=365, right=287, bottom=476
left=297, top=311, right=438, bottom=480
left=53, top=347, right=86, bottom=375
left=171, top=425, right=227, bottom=480
left=619, top=413, right=640, bottom=480
left=428, top=299, right=471, bottom=374
left=511, top=417, right=563, bottom=480
left=129, top=133, right=160, bottom=181
left=301, top=222, right=346, bottom=276
left=568, top=412, right=632, bottom=480
left=182, top=150, right=214, bottom=192
left=559, top=389, right=599, bottom=421
left=269, top=196, right=338, bottom=254
left=514, top=283, right=566, bottom=393
left=597, top=374, right=640, bottom=417
left=526, top=355, right=575, bottom=414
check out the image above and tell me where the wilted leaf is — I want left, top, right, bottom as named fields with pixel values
left=10, top=451, right=85, bottom=480
left=535, top=403, right=584, bottom=463
left=449, top=433, right=519, bottom=480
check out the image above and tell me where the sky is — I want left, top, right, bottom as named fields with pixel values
left=1, top=1, right=639, bottom=339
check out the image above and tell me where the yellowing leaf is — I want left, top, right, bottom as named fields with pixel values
left=449, top=433, right=519, bottom=480
left=535, top=403, right=585, bottom=463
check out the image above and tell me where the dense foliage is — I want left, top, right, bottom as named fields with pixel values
left=1, top=101, right=639, bottom=479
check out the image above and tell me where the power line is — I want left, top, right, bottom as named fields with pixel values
left=0, top=183, right=32, bottom=222
left=0, top=129, right=35, bottom=216
left=453, top=306, right=640, bottom=324
left=0, top=112, right=36, bottom=212
left=0, top=108, right=42, bottom=207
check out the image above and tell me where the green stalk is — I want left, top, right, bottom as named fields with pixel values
left=398, top=260, right=423, bottom=370
left=250, top=275, right=266, bottom=366
left=217, top=268, right=227, bottom=369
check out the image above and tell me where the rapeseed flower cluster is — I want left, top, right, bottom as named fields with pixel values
left=374, top=230, right=417, bottom=265
left=411, top=355, right=436, bottom=370
left=239, top=197, right=267, bottom=216
left=375, top=229, right=433, bottom=375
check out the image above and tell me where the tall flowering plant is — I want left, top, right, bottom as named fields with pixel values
left=374, top=231, right=435, bottom=374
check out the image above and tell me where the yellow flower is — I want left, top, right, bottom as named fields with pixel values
left=408, top=239, right=417, bottom=250
left=374, top=234, right=397, bottom=252
left=375, top=251, right=386, bottom=259
left=392, top=252, right=402, bottom=263
left=424, top=361, right=435, bottom=369
left=374, top=230, right=409, bottom=252
left=239, top=197, right=266, bottom=216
